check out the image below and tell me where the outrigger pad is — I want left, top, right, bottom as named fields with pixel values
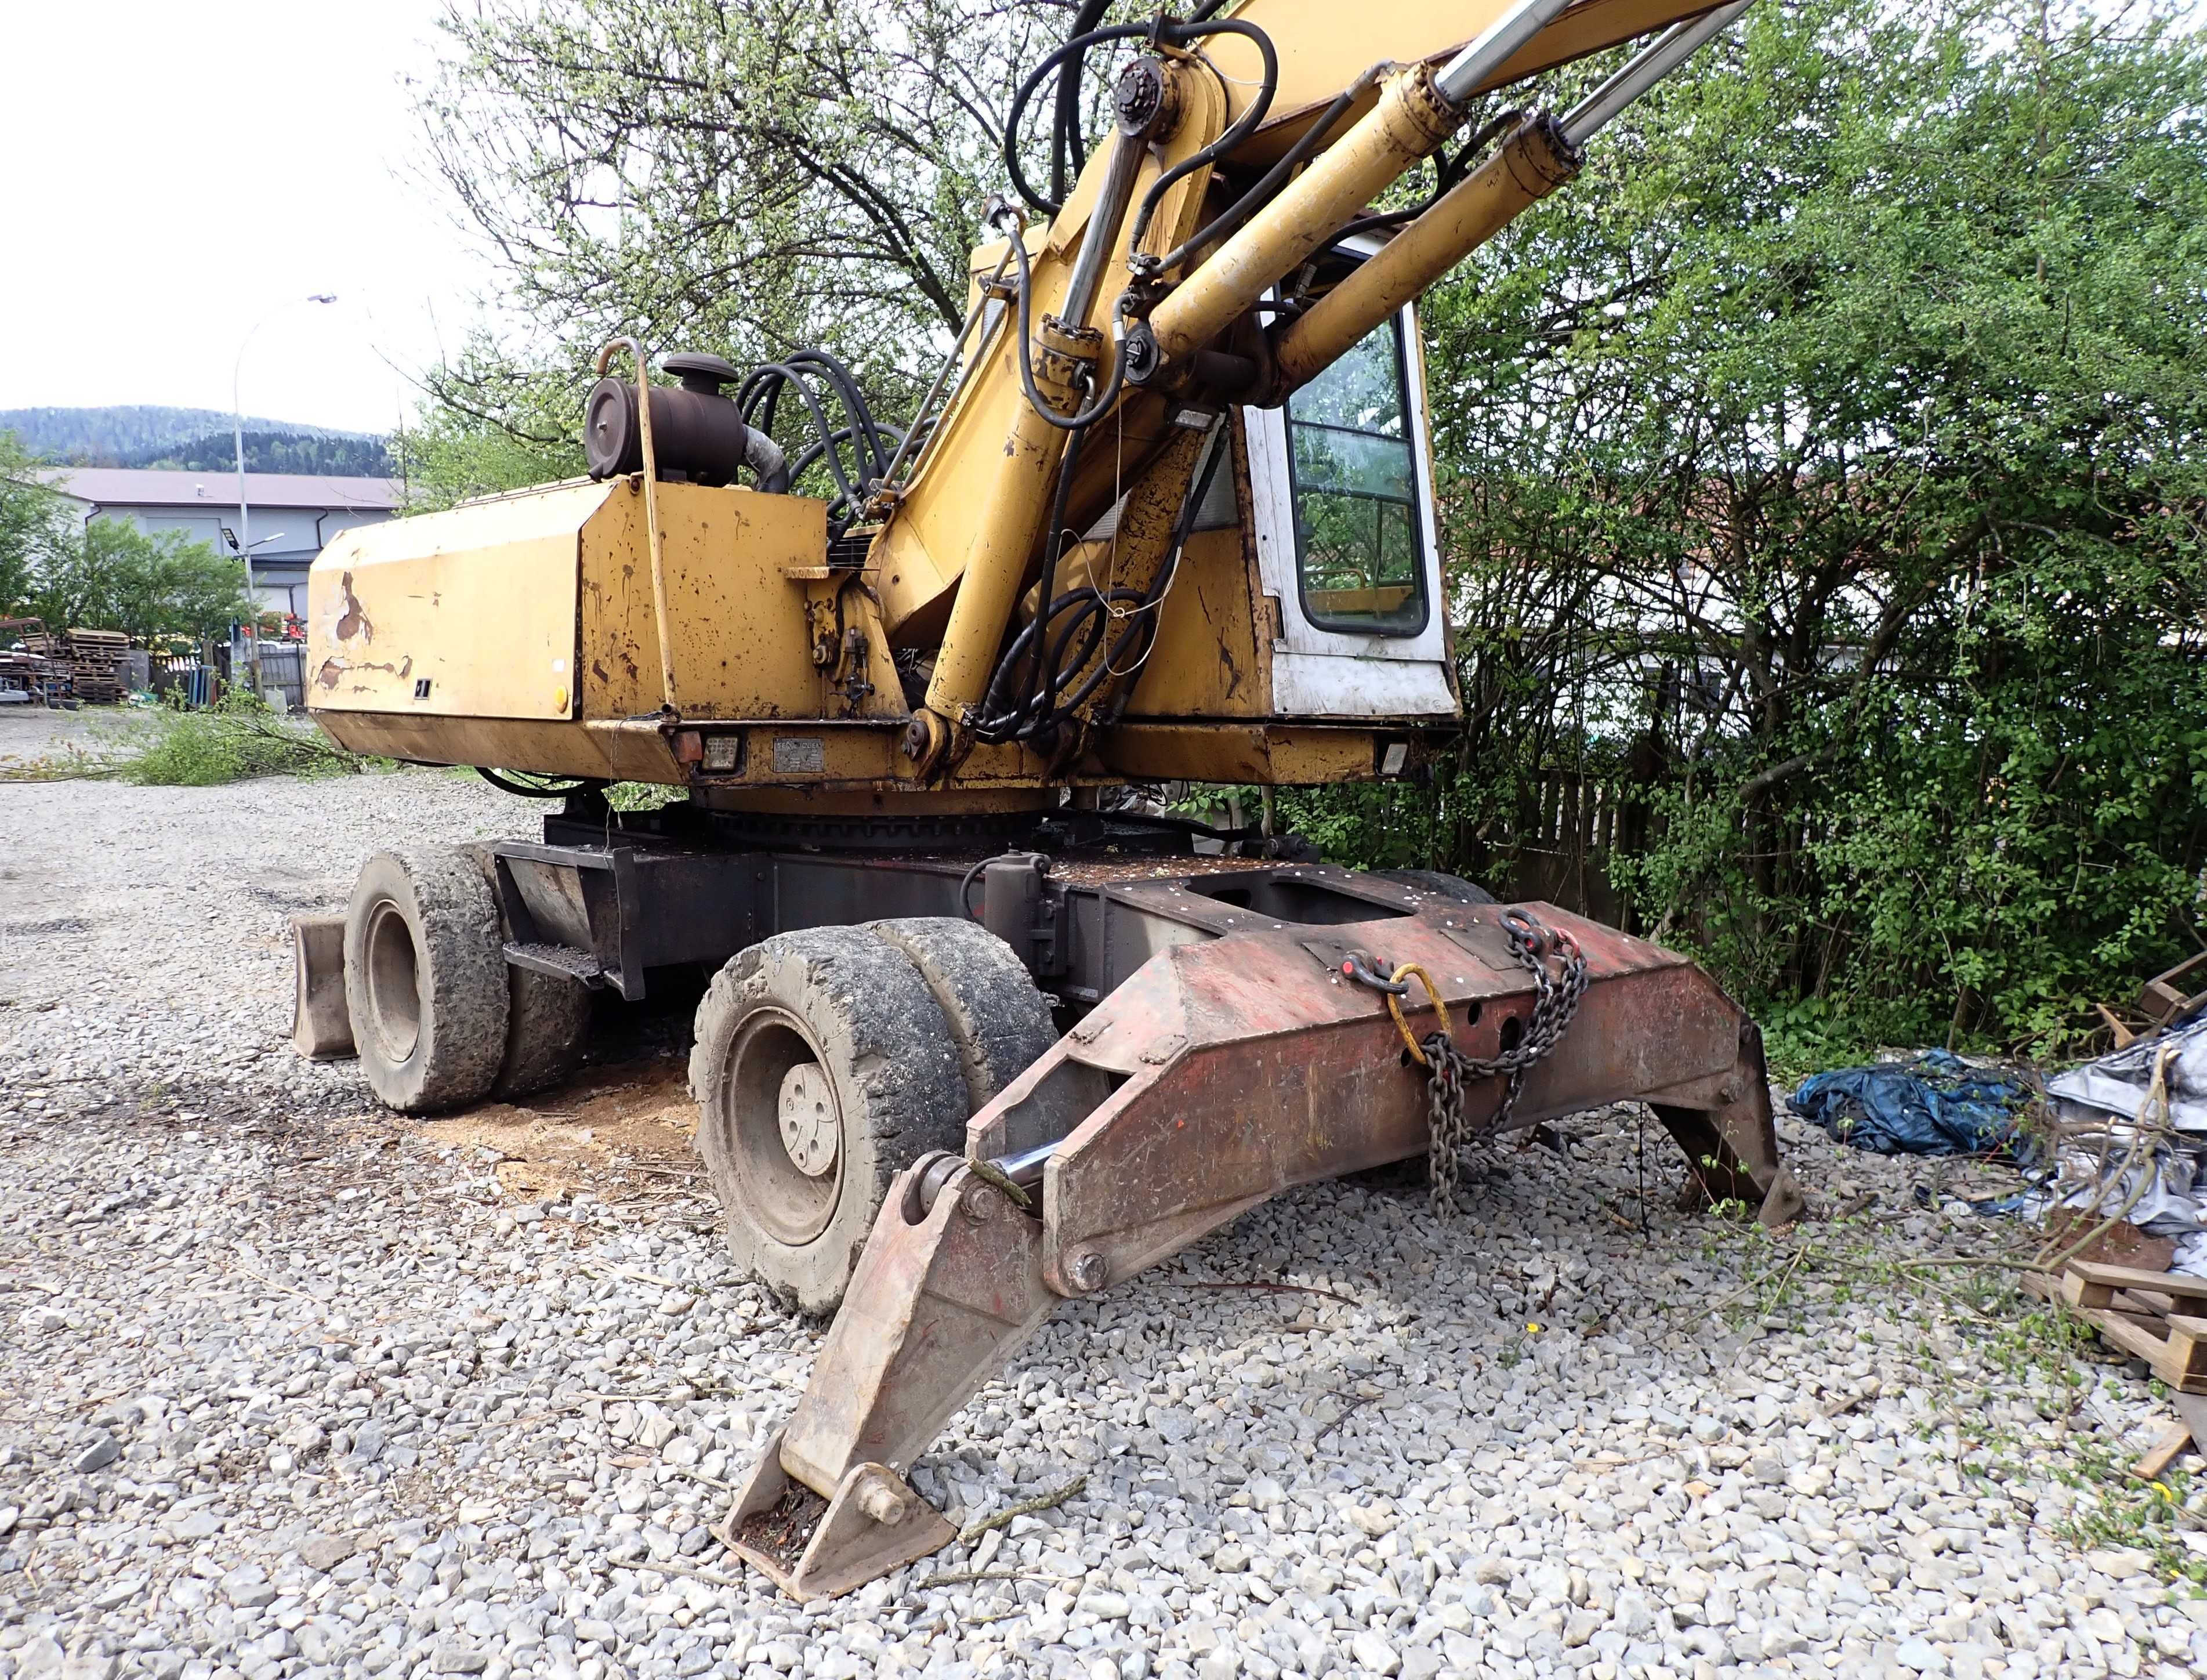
left=722, top=1431, right=956, bottom=1601
left=291, top=913, right=355, bottom=1061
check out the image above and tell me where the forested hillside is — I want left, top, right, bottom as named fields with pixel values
left=0, top=406, right=389, bottom=476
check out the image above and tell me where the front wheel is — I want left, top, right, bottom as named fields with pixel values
left=688, top=928, right=968, bottom=1315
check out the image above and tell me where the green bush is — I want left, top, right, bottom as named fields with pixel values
left=122, top=694, right=373, bottom=787
left=1289, top=0, right=2207, bottom=1059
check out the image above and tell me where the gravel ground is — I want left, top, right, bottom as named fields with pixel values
left=3, top=765, right=2206, bottom=1680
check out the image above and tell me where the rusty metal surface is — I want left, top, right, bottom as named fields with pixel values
left=777, top=1166, right=1057, bottom=1497
left=1001, top=900, right=1759, bottom=1292
left=730, top=895, right=1798, bottom=1599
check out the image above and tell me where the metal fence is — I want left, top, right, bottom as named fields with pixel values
left=255, top=646, right=306, bottom=713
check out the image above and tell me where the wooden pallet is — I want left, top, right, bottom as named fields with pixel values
left=2025, top=1259, right=2207, bottom=1393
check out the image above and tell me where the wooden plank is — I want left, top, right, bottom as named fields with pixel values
left=2161, top=1316, right=2207, bottom=1391
left=2133, top=1420, right=2194, bottom=1480
left=2061, top=1270, right=2118, bottom=1310
left=2067, top=1262, right=2207, bottom=1302
left=2117, top=1289, right=2180, bottom=1317
left=2076, top=1306, right=2185, bottom=1371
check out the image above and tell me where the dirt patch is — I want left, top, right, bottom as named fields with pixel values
left=411, top=1053, right=704, bottom=1203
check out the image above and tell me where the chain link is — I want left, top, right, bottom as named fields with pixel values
left=1419, top=908, right=1590, bottom=1214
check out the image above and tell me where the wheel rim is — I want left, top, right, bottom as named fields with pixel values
left=363, top=898, right=423, bottom=1062
left=720, top=1006, right=843, bottom=1247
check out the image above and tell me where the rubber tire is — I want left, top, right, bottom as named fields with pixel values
left=688, top=928, right=967, bottom=1316
left=463, top=845, right=593, bottom=1102
left=864, top=917, right=1056, bottom=1113
left=343, top=849, right=510, bottom=1113
left=492, top=969, right=593, bottom=1102
left=1374, top=867, right=1498, bottom=906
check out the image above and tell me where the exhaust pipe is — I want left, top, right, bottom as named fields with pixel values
left=1267, top=1, right=1756, bottom=401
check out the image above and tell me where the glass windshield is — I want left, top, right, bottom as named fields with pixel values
left=1285, top=317, right=1427, bottom=637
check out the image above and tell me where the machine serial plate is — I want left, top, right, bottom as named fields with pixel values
left=771, top=737, right=826, bottom=774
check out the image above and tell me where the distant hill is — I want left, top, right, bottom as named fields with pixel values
left=0, top=405, right=390, bottom=476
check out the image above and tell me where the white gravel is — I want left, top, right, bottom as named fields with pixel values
left=3, top=762, right=2205, bottom=1680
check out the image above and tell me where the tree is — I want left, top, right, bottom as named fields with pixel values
left=1292, top=0, right=2207, bottom=1052
left=33, top=518, right=252, bottom=642
left=409, top=0, right=1083, bottom=491
left=0, top=429, right=70, bottom=616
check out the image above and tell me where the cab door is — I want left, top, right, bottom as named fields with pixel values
left=1242, top=302, right=1456, bottom=720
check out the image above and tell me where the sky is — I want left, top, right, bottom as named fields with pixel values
left=6, top=0, right=2203, bottom=440
left=0, top=0, right=482, bottom=436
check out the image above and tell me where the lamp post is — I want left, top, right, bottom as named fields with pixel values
left=235, top=292, right=336, bottom=691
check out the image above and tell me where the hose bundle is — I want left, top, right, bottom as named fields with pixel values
left=735, top=348, right=903, bottom=537
left=969, top=425, right=1227, bottom=748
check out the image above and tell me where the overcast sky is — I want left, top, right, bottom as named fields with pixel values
left=7, top=1, right=2202, bottom=441
left=1, top=0, right=479, bottom=436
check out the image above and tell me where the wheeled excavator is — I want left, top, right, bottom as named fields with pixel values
left=295, top=0, right=1802, bottom=1597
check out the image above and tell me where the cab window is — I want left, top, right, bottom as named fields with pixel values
left=1285, top=317, right=1428, bottom=637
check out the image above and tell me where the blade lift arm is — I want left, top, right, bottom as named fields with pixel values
left=727, top=898, right=1801, bottom=1599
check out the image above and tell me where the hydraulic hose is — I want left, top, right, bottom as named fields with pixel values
left=1006, top=16, right=1279, bottom=222
left=998, top=214, right=1127, bottom=433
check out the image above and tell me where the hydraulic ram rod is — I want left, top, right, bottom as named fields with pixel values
left=1134, top=0, right=1580, bottom=372
left=1269, top=0, right=1756, bottom=399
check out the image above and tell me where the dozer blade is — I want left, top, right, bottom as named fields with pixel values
left=727, top=900, right=1802, bottom=1596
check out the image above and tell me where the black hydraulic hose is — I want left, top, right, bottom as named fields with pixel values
left=1003, top=23, right=1157, bottom=217
left=788, top=424, right=907, bottom=501
left=1001, top=219, right=1127, bottom=433
left=739, top=363, right=865, bottom=515
left=477, top=766, right=592, bottom=798
left=1329, top=112, right=1520, bottom=247
left=1005, top=16, right=1278, bottom=221
left=1049, top=0, right=1114, bottom=208
left=1021, top=426, right=1086, bottom=724
left=973, top=423, right=1228, bottom=746
left=1150, top=81, right=1361, bottom=279
left=781, top=347, right=896, bottom=481
left=1122, top=18, right=1280, bottom=263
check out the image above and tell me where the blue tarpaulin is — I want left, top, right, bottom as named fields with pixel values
left=1791, top=1049, right=2035, bottom=1157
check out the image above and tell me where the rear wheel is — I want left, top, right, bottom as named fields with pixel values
left=343, top=849, right=509, bottom=1113
left=689, top=928, right=967, bottom=1315
left=463, top=845, right=593, bottom=1101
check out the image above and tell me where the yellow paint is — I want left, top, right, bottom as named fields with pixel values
left=1206, top=0, right=1728, bottom=154
left=579, top=479, right=831, bottom=718
left=309, top=480, right=607, bottom=719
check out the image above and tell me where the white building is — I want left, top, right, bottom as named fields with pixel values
left=49, top=469, right=402, bottom=618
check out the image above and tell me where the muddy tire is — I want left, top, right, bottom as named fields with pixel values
left=864, top=917, right=1055, bottom=1113
left=492, top=971, right=593, bottom=1101
left=463, top=845, right=593, bottom=1102
left=343, top=849, right=509, bottom=1113
left=688, top=928, right=966, bottom=1315
left=1374, top=867, right=1497, bottom=906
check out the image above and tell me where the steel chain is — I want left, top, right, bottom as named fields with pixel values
left=1420, top=908, right=1590, bottom=1214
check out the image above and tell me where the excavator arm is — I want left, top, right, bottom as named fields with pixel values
left=870, top=0, right=1751, bottom=777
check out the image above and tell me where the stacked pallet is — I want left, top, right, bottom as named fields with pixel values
left=2031, top=1260, right=2207, bottom=1391
left=20, top=627, right=131, bottom=703
left=2030, top=1258, right=2207, bottom=1473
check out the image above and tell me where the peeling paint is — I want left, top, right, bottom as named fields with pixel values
left=334, top=572, right=373, bottom=643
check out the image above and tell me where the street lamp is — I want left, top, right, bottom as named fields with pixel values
left=235, top=292, right=336, bottom=689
